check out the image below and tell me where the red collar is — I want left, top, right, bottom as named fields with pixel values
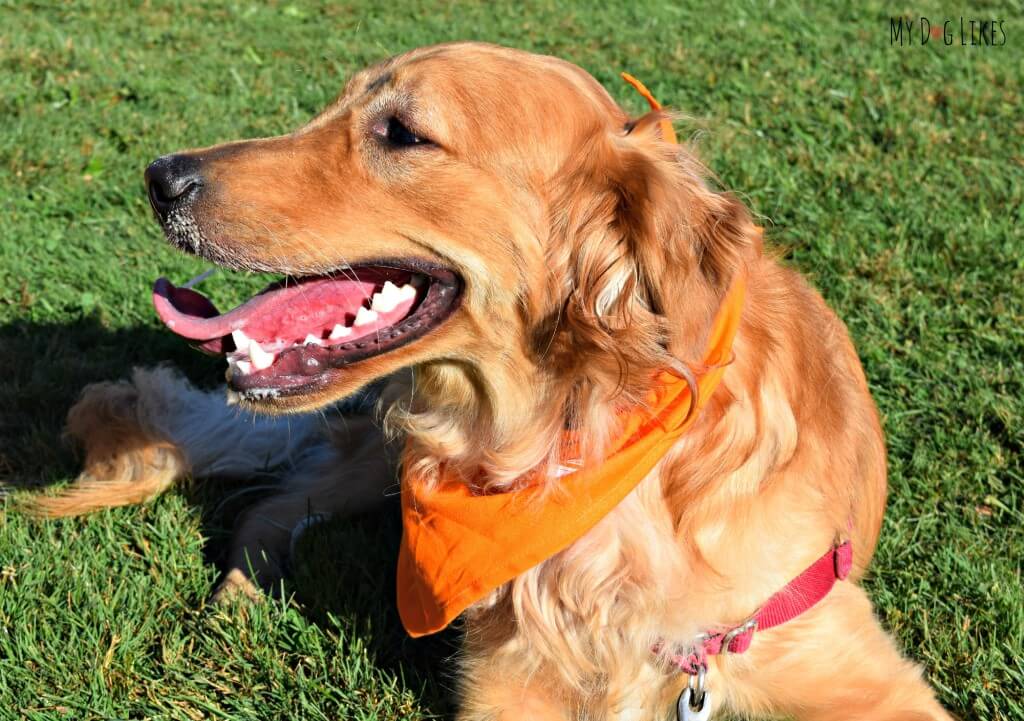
left=658, top=541, right=853, bottom=677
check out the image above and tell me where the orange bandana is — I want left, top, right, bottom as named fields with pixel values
left=397, top=76, right=746, bottom=637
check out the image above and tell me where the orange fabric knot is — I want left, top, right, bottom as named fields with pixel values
left=620, top=72, right=677, bottom=144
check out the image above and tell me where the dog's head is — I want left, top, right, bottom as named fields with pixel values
left=149, top=42, right=759, bottom=479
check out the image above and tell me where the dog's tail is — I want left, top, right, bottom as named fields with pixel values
left=25, top=366, right=325, bottom=517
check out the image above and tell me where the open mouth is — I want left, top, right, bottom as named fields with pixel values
left=152, top=260, right=462, bottom=398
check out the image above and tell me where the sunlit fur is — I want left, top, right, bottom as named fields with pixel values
left=31, top=43, right=952, bottom=720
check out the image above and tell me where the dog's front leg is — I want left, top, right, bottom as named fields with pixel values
left=214, top=414, right=397, bottom=601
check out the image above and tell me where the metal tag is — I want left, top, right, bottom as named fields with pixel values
left=677, top=687, right=712, bottom=721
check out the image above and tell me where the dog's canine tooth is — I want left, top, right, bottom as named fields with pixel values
left=354, top=307, right=378, bottom=326
left=249, top=341, right=275, bottom=370
left=329, top=323, right=352, bottom=339
left=232, top=329, right=251, bottom=350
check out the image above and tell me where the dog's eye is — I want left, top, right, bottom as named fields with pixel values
left=374, top=116, right=431, bottom=148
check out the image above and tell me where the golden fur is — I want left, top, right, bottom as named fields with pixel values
left=30, top=43, right=952, bottom=720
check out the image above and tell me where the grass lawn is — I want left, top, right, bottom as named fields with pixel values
left=1, top=1, right=1021, bottom=718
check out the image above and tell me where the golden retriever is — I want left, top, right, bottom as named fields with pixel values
left=32, top=42, right=952, bottom=720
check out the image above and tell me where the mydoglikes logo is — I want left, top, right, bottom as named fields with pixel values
left=890, top=16, right=1007, bottom=46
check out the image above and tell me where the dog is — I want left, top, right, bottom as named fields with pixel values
left=31, top=42, right=952, bottom=720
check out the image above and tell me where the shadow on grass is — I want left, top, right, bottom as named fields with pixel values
left=289, top=508, right=462, bottom=717
left=0, top=314, right=454, bottom=716
left=0, top=314, right=223, bottom=487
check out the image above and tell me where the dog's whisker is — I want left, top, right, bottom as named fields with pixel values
left=181, top=267, right=219, bottom=289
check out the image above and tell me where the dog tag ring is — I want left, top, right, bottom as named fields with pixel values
left=677, top=687, right=712, bottom=721
left=675, top=661, right=712, bottom=720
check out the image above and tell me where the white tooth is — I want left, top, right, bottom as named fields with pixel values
left=303, top=333, right=321, bottom=346
left=371, top=292, right=398, bottom=313
left=329, top=323, right=351, bottom=339
left=354, top=307, right=378, bottom=326
left=232, top=329, right=251, bottom=349
left=249, top=341, right=275, bottom=370
left=371, top=281, right=417, bottom=313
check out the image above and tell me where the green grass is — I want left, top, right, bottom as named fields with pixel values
left=1, top=1, right=1021, bottom=718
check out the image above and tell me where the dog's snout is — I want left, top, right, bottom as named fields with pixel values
left=145, top=154, right=204, bottom=218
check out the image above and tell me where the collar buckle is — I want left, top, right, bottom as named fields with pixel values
left=720, top=617, right=758, bottom=654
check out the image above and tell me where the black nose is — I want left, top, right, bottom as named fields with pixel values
left=145, top=154, right=204, bottom=218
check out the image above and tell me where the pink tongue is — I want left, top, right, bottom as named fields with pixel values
left=152, top=280, right=222, bottom=337
left=152, top=276, right=378, bottom=346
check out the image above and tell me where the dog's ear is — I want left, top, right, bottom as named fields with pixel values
left=545, top=111, right=761, bottom=391
left=613, top=111, right=762, bottom=360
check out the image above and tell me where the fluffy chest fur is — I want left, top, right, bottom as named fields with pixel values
left=457, top=273, right=885, bottom=718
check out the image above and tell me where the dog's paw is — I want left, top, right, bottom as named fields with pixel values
left=211, top=568, right=265, bottom=605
